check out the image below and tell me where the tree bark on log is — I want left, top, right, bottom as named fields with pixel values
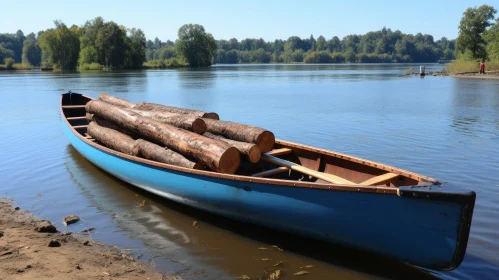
left=136, top=139, right=204, bottom=170
left=99, top=93, right=135, bottom=108
left=134, top=102, right=219, bottom=120
left=86, top=100, right=240, bottom=174
left=203, top=132, right=261, bottom=163
left=129, top=109, right=207, bottom=134
left=86, top=113, right=140, bottom=139
left=87, top=122, right=140, bottom=156
left=202, top=119, right=275, bottom=153
left=99, top=93, right=219, bottom=120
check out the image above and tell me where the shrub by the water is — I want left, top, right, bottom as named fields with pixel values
left=4, top=58, right=14, bottom=69
left=79, top=63, right=105, bottom=70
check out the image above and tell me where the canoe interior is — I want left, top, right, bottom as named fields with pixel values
left=61, top=93, right=439, bottom=188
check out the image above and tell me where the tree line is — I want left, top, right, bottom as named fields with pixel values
left=6, top=6, right=499, bottom=70
left=455, top=4, right=499, bottom=61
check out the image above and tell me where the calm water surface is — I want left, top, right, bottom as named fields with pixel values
left=0, top=64, right=498, bottom=279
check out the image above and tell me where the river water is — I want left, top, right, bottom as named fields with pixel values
left=0, top=64, right=498, bottom=279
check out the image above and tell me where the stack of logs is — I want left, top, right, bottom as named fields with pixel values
left=84, top=93, right=275, bottom=174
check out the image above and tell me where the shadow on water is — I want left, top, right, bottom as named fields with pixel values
left=64, top=144, right=440, bottom=280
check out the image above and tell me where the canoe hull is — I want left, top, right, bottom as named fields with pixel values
left=63, top=122, right=474, bottom=271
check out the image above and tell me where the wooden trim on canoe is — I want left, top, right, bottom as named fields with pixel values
left=266, top=148, right=293, bottom=157
left=361, top=173, right=399, bottom=186
left=277, top=140, right=438, bottom=184
left=252, top=167, right=289, bottom=177
left=60, top=94, right=433, bottom=196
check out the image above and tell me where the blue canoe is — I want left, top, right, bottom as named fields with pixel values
left=61, top=92, right=475, bottom=271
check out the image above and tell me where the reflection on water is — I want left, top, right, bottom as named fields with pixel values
left=0, top=64, right=498, bottom=279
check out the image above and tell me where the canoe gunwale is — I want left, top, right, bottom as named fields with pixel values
left=60, top=93, right=434, bottom=195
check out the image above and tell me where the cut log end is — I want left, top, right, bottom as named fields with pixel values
left=192, top=118, right=208, bottom=134
left=256, top=131, right=275, bottom=153
left=218, top=147, right=241, bottom=174
left=248, top=145, right=262, bottom=163
left=203, top=112, right=220, bottom=120
left=193, top=162, right=206, bottom=170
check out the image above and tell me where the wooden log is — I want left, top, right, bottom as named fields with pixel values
left=86, top=113, right=140, bottom=139
left=129, top=109, right=207, bottom=134
left=203, top=119, right=275, bottom=153
left=99, top=93, right=219, bottom=120
left=87, top=122, right=140, bottom=156
left=136, top=139, right=204, bottom=170
left=134, top=102, right=219, bottom=120
left=86, top=100, right=240, bottom=174
left=203, top=132, right=261, bottom=163
left=99, top=93, right=135, bottom=108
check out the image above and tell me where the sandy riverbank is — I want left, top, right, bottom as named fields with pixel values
left=0, top=198, right=173, bottom=280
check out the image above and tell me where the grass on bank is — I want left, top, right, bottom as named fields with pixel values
left=445, top=60, right=499, bottom=73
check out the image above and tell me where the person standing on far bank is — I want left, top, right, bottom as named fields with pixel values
left=479, top=61, right=485, bottom=74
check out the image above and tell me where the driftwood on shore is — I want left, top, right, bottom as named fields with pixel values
left=86, top=100, right=240, bottom=174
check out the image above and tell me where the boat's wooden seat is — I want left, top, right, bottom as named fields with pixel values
left=62, top=105, right=86, bottom=109
left=252, top=167, right=289, bottom=177
left=73, top=125, right=89, bottom=129
left=262, top=154, right=355, bottom=185
left=67, top=116, right=87, bottom=120
left=266, top=148, right=293, bottom=156
left=360, top=173, right=399, bottom=186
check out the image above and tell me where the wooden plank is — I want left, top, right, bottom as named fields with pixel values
left=73, top=125, right=89, bottom=129
left=62, top=105, right=86, bottom=109
left=262, top=154, right=355, bottom=185
left=252, top=167, right=289, bottom=177
left=360, top=173, right=399, bottom=186
left=266, top=148, right=293, bottom=157
left=67, top=116, right=87, bottom=120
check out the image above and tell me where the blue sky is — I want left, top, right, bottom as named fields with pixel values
left=1, top=0, right=498, bottom=41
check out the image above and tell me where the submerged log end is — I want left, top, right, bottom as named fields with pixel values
left=218, top=147, right=241, bottom=174
left=248, top=145, right=262, bottom=163
left=203, top=112, right=220, bottom=120
left=256, top=131, right=275, bottom=153
left=192, top=118, right=208, bottom=134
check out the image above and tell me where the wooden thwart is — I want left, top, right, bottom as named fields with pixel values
left=266, top=148, right=293, bottom=156
left=360, top=173, right=399, bottom=186
left=252, top=167, right=289, bottom=177
left=73, top=125, right=89, bottom=129
left=262, top=154, right=355, bottom=185
left=67, top=116, right=87, bottom=120
left=62, top=105, right=86, bottom=109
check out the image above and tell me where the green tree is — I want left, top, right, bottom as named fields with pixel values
left=484, top=21, right=499, bottom=59
left=4, top=57, right=14, bottom=69
left=316, top=35, right=327, bottom=51
left=95, top=21, right=127, bottom=69
left=176, top=24, right=216, bottom=67
left=38, top=21, right=80, bottom=70
left=22, top=37, right=42, bottom=66
left=125, top=28, right=146, bottom=68
left=0, top=45, right=15, bottom=64
left=456, top=5, right=497, bottom=59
